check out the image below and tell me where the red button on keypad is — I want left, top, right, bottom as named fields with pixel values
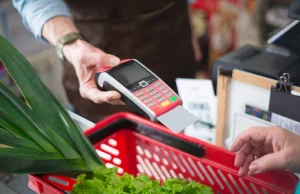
left=145, top=87, right=154, bottom=92
left=162, top=89, right=169, bottom=94
left=149, top=90, right=158, bottom=95
left=158, top=85, right=165, bottom=90
left=148, top=101, right=156, bottom=107
left=151, top=105, right=161, bottom=111
left=155, top=82, right=162, bottom=87
left=136, top=92, right=144, bottom=96
left=157, top=97, right=165, bottom=102
left=166, top=92, right=173, bottom=97
left=143, top=98, right=152, bottom=103
left=153, top=93, right=161, bottom=99
left=139, top=95, right=147, bottom=100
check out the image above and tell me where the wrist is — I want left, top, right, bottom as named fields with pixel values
left=42, top=16, right=79, bottom=45
left=56, top=32, right=85, bottom=60
left=63, top=39, right=85, bottom=61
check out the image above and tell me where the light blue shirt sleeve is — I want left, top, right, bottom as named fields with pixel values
left=187, top=0, right=196, bottom=4
left=12, top=0, right=72, bottom=43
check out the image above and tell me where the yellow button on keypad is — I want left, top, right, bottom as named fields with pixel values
left=161, top=100, right=170, bottom=107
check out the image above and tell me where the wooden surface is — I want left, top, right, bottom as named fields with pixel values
left=216, top=72, right=229, bottom=147
left=233, top=70, right=300, bottom=92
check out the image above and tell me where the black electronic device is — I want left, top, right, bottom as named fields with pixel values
left=211, top=18, right=300, bottom=92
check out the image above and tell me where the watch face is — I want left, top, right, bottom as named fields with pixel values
left=58, top=52, right=64, bottom=60
left=107, top=60, right=157, bottom=92
left=56, top=47, right=65, bottom=60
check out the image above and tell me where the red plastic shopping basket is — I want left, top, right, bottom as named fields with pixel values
left=28, top=113, right=299, bottom=194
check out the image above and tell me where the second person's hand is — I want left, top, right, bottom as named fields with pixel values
left=230, top=126, right=300, bottom=177
left=63, top=39, right=125, bottom=105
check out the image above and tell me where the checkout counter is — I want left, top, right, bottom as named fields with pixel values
left=211, top=19, right=300, bottom=93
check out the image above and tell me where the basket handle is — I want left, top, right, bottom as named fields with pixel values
left=87, top=118, right=206, bottom=158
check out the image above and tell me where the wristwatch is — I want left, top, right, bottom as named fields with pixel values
left=55, top=32, right=84, bottom=60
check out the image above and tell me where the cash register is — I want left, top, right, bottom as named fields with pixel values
left=211, top=1, right=300, bottom=92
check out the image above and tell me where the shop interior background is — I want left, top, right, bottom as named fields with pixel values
left=0, top=0, right=294, bottom=193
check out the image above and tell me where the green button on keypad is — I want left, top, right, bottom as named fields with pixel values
left=170, top=96, right=177, bottom=102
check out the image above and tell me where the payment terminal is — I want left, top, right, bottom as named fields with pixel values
left=95, top=59, right=198, bottom=132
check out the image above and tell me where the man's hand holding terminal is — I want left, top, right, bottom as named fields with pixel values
left=42, top=16, right=124, bottom=105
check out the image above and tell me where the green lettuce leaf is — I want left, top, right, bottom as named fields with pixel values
left=71, top=166, right=213, bottom=194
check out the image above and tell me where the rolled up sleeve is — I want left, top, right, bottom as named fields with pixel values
left=12, top=0, right=72, bottom=42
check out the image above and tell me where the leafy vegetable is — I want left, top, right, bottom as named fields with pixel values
left=72, top=166, right=213, bottom=194
left=0, top=34, right=102, bottom=176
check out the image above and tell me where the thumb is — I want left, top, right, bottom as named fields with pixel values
left=83, top=52, right=120, bottom=67
left=248, top=151, right=285, bottom=175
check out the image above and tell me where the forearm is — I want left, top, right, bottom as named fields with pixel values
left=42, top=16, right=79, bottom=45
left=12, top=0, right=72, bottom=42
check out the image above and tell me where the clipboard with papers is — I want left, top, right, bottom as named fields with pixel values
left=215, top=68, right=300, bottom=148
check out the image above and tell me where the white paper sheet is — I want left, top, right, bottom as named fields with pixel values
left=176, top=78, right=215, bottom=98
left=176, top=78, right=217, bottom=144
